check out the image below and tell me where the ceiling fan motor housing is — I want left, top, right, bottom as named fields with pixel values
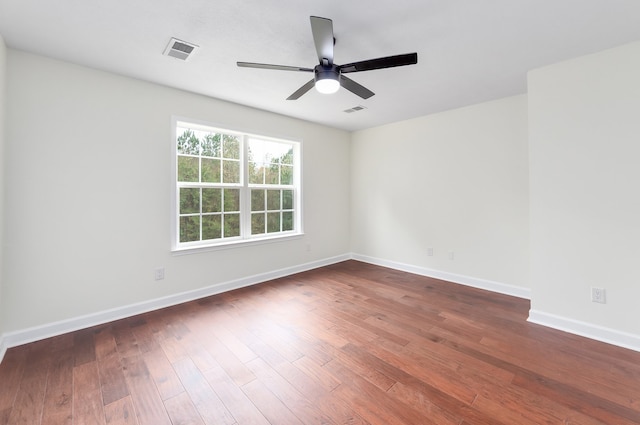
left=315, top=65, right=340, bottom=83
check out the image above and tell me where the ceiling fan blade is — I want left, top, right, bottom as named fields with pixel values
left=237, top=62, right=314, bottom=72
left=310, top=16, right=334, bottom=65
left=287, top=79, right=316, bottom=100
left=339, top=53, right=418, bottom=73
left=340, top=75, right=375, bottom=99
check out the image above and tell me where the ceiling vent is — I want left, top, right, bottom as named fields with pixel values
left=344, top=105, right=367, bottom=113
left=163, top=38, right=199, bottom=61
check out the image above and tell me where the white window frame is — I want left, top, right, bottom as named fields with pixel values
left=171, top=117, right=303, bottom=253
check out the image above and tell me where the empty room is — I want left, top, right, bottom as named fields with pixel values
left=0, top=1, right=639, bottom=424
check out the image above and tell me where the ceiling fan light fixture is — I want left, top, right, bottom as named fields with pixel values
left=314, top=67, right=340, bottom=94
left=315, top=78, right=340, bottom=94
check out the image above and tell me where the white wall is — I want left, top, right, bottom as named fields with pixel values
left=2, top=50, right=350, bottom=334
left=4, top=38, right=640, bottom=356
left=528, top=41, right=640, bottom=343
left=0, top=35, right=6, bottom=345
left=350, top=95, right=529, bottom=294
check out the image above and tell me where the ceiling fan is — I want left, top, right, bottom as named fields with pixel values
left=237, top=16, right=418, bottom=100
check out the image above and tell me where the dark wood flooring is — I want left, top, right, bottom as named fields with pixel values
left=1, top=260, right=639, bottom=424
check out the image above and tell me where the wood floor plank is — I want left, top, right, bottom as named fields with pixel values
left=6, top=347, right=50, bottom=425
left=94, top=326, right=118, bottom=360
left=310, top=394, right=371, bottom=425
left=385, top=381, right=467, bottom=425
left=0, top=346, right=28, bottom=412
left=357, top=338, right=478, bottom=405
left=104, top=396, right=139, bottom=425
left=1, top=260, right=639, bottom=424
left=112, top=321, right=141, bottom=359
left=159, top=335, right=189, bottom=364
left=511, top=369, right=640, bottom=425
left=41, top=347, right=73, bottom=425
left=163, top=392, right=206, bottom=425
left=171, top=357, right=236, bottom=425
left=141, top=348, right=185, bottom=401
left=249, top=359, right=331, bottom=424
left=204, top=310, right=259, bottom=364
left=291, top=355, right=340, bottom=393
left=128, top=318, right=160, bottom=354
left=327, top=362, right=432, bottom=425
left=199, top=332, right=257, bottom=387
left=122, top=355, right=172, bottom=425
left=73, top=361, right=106, bottom=425
left=0, top=408, right=10, bottom=425
left=480, top=332, right=640, bottom=409
left=471, top=386, right=606, bottom=425
left=74, top=328, right=97, bottom=366
left=202, top=363, right=270, bottom=425
left=98, top=352, right=130, bottom=406
left=246, top=320, right=305, bottom=363
left=241, top=378, right=304, bottom=425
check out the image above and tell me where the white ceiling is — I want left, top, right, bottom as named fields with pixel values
left=1, top=1, right=640, bottom=131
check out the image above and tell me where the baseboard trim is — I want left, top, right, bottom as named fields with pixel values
left=0, top=254, right=350, bottom=363
left=528, top=309, right=640, bottom=353
left=351, top=253, right=531, bottom=299
left=5, top=254, right=637, bottom=362
left=0, top=335, right=8, bottom=366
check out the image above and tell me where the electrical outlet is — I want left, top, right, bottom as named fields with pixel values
left=591, top=287, right=606, bottom=304
left=427, top=247, right=434, bottom=256
left=154, top=267, right=165, bottom=281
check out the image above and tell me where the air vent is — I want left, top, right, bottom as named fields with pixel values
left=344, top=105, right=367, bottom=113
left=163, top=38, right=199, bottom=61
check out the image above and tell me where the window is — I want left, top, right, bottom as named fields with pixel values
left=172, top=119, right=301, bottom=251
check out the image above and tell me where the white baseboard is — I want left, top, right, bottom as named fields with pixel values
left=351, top=253, right=531, bottom=299
left=528, top=309, right=640, bottom=353
left=0, top=254, right=350, bottom=363
left=0, top=335, right=8, bottom=366
left=4, top=254, right=638, bottom=363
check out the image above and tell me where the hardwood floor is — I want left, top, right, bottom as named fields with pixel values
left=1, top=260, right=639, bottom=424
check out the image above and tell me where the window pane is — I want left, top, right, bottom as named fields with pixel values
left=282, top=211, right=293, bottom=231
left=267, top=212, right=280, bottom=233
left=280, top=165, right=293, bottom=185
left=202, top=215, right=222, bottom=240
left=178, top=156, right=199, bottom=182
left=224, top=213, right=240, bottom=237
left=177, top=129, right=200, bottom=155
left=202, top=188, right=221, bottom=213
left=180, top=216, right=200, bottom=242
left=249, top=162, right=263, bottom=184
left=201, top=133, right=221, bottom=157
left=265, top=165, right=278, bottom=185
left=283, top=190, right=293, bottom=210
left=223, top=135, right=240, bottom=159
left=251, top=189, right=265, bottom=211
left=281, top=148, right=294, bottom=165
left=201, top=158, right=221, bottom=183
left=248, top=139, right=291, bottom=163
left=267, top=190, right=280, bottom=210
left=251, top=213, right=265, bottom=234
left=180, top=188, right=200, bottom=214
left=222, top=160, right=240, bottom=183
left=224, top=189, right=240, bottom=212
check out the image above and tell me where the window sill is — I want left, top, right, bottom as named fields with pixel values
left=171, top=232, right=305, bottom=256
